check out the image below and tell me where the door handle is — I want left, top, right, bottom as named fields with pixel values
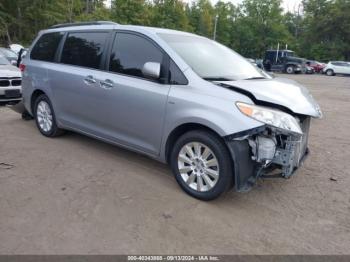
left=84, top=75, right=96, bottom=85
left=100, top=79, right=114, bottom=89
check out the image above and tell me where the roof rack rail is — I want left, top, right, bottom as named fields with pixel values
left=50, top=21, right=118, bottom=29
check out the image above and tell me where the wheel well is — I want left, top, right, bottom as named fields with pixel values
left=31, top=90, right=45, bottom=114
left=165, top=123, right=225, bottom=163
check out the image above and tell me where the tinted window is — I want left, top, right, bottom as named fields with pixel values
left=61, top=32, right=108, bottom=69
left=109, top=33, right=164, bottom=79
left=31, top=32, right=64, bottom=62
left=169, top=60, right=188, bottom=85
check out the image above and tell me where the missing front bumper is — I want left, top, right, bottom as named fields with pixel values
left=225, top=117, right=311, bottom=192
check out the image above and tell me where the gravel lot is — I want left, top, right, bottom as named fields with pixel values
left=0, top=74, right=349, bottom=255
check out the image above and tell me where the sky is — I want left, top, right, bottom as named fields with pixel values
left=105, top=0, right=303, bottom=13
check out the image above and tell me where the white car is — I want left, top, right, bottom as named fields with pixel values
left=9, top=44, right=24, bottom=55
left=323, top=61, right=350, bottom=76
left=0, top=55, right=22, bottom=105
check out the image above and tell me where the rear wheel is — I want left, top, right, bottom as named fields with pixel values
left=326, top=69, right=335, bottom=76
left=286, top=65, right=294, bottom=74
left=170, top=130, right=233, bottom=201
left=34, top=94, right=64, bottom=137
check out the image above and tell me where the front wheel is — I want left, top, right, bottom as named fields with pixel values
left=170, top=130, right=233, bottom=201
left=34, top=94, right=65, bottom=137
left=286, top=65, right=295, bottom=74
left=326, top=69, right=335, bottom=76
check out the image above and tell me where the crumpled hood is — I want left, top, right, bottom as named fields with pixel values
left=217, top=77, right=322, bottom=118
left=0, top=65, right=21, bottom=78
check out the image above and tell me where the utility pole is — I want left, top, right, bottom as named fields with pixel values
left=295, top=3, right=302, bottom=38
left=86, top=0, right=90, bottom=14
left=213, top=14, right=219, bottom=41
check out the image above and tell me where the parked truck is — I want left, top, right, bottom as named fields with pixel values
left=263, top=49, right=306, bottom=74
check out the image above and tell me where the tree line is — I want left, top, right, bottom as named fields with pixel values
left=1, top=0, right=349, bottom=61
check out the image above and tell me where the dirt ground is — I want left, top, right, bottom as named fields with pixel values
left=0, top=74, right=349, bottom=255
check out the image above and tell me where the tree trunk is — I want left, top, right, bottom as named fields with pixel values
left=17, top=6, right=22, bottom=40
left=6, top=27, right=11, bottom=45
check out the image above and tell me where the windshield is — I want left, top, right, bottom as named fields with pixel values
left=159, top=33, right=270, bottom=81
left=284, top=51, right=295, bottom=57
left=0, top=55, right=10, bottom=65
left=0, top=48, right=17, bottom=59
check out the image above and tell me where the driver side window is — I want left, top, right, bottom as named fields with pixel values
left=109, top=32, right=164, bottom=81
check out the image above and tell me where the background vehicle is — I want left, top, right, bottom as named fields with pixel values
left=263, top=49, right=306, bottom=74
left=323, top=61, right=350, bottom=76
left=255, top=59, right=265, bottom=70
left=246, top=58, right=265, bottom=70
left=0, top=47, right=18, bottom=65
left=0, top=55, right=22, bottom=106
left=9, top=44, right=25, bottom=55
left=305, top=65, right=315, bottom=74
left=20, top=22, right=321, bottom=200
left=306, top=60, right=325, bottom=73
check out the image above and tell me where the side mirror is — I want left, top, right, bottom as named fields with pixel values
left=142, top=62, right=161, bottom=80
left=10, top=60, right=17, bottom=66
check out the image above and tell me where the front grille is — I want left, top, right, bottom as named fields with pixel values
left=11, top=80, right=21, bottom=86
left=0, top=80, right=10, bottom=87
left=0, top=78, right=21, bottom=87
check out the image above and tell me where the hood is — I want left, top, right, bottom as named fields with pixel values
left=0, top=65, right=21, bottom=78
left=216, top=77, right=322, bottom=118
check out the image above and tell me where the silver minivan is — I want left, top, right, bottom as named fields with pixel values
left=20, top=21, right=322, bottom=200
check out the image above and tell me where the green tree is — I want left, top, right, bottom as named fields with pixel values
left=300, top=0, right=350, bottom=60
left=151, top=0, right=191, bottom=31
left=214, top=1, right=238, bottom=47
left=110, top=0, right=152, bottom=25
left=233, top=0, right=291, bottom=58
left=188, top=0, right=215, bottom=38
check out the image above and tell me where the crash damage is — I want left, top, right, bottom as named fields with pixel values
left=226, top=117, right=311, bottom=192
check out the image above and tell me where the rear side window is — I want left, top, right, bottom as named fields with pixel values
left=31, top=32, right=64, bottom=62
left=109, top=33, right=164, bottom=79
left=61, top=32, right=108, bottom=69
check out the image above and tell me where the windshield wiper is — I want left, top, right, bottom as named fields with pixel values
left=203, top=77, right=234, bottom=81
left=244, top=76, right=266, bottom=80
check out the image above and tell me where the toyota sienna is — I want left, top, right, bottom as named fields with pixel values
left=20, top=21, right=322, bottom=200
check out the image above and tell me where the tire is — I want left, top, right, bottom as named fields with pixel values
left=286, top=65, right=294, bottom=74
left=34, top=94, right=65, bottom=137
left=170, top=130, right=233, bottom=201
left=326, top=69, right=335, bottom=76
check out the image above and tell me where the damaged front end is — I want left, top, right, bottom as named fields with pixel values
left=226, top=116, right=311, bottom=192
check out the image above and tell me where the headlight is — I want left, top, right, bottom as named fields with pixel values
left=236, top=102, right=303, bottom=135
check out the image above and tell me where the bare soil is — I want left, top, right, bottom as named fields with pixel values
left=0, top=74, right=349, bottom=254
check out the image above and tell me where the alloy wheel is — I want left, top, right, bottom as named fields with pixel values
left=177, top=142, right=220, bottom=192
left=36, top=100, right=53, bottom=132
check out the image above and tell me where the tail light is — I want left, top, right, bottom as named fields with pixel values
left=19, top=63, right=26, bottom=72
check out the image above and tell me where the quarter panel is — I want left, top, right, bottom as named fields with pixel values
left=22, top=59, right=51, bottom=115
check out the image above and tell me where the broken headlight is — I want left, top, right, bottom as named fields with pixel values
left=236, top=102, right=303, bottom=135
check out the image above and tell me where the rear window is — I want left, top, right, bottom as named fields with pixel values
left=31, top=32, right=64, bottom=62
left=61, top=32, right=108, bottom=69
